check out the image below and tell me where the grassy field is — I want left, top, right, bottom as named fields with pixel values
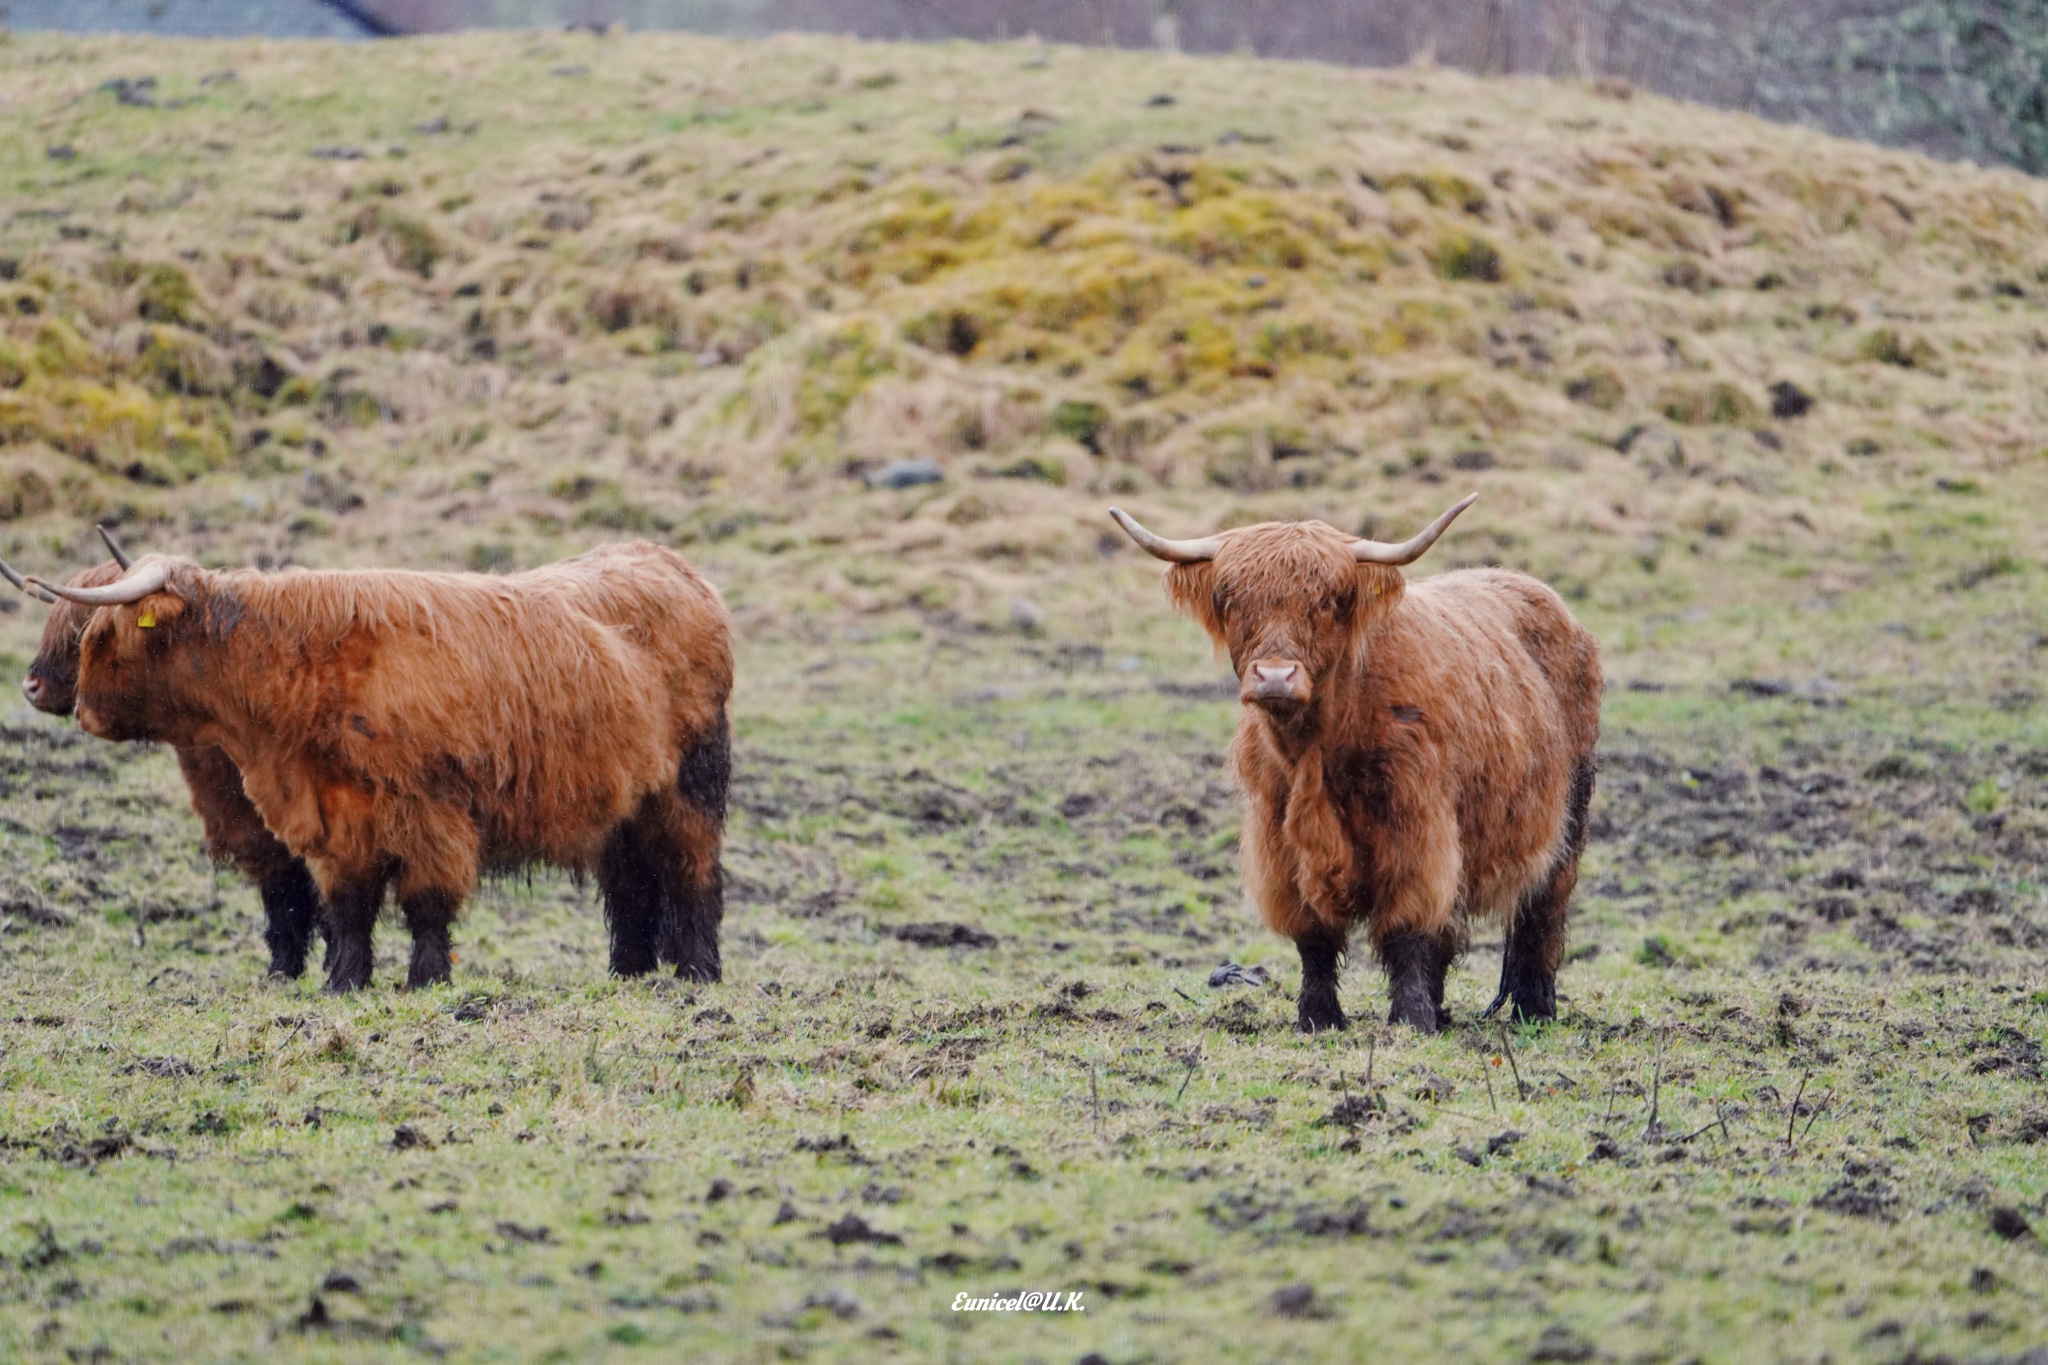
left=2, top=25, right=2048, bottom=1365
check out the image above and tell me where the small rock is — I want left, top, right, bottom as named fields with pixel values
left=706, top=1178, right=734, bottom=1203
left=1618, top=423, right=1685, bottom=470
left=1529, top=1324, right=1595, bottom=1363
left=101, top=76, right=157, bottom=107
left=1410, top=1072, right=1455, bottom=1102
left=320, top=1270, right=362, bottom=1294
left=1317, top=1094, right=1384, bottom=1128
left=1488, top=1130, right=1524, bottom=1156
left=1010, top=597, right=1047, bottom=634
left=390, top=1124, right=432, bottom=1151
left=1453, top=1146, right=1484, bottom=1168
left=1989, top=1206, right=2035, bottom=1242
left=821, top=1214, right=901, bottom=1247
left=1146, top=93, right=1177, bottom=106
left=891, top=922, right=997, bottom=949
left=1207, top=962, right=1270, bottom=989
left=1268, top=1283, right=1324, bottom=1318
left=803, top=1286, right=862, bottom=1319
left=46, top=144, right=77, bottom=161
left=1769, top=380, right=1815, bottom=419
left=862, top=457, right=944, bottom=490
left=494, top=1221, right=551, bottom=1244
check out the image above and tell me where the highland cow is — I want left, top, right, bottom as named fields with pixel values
left=1111, top=495, right=1601, bottom=1033
left=5, top=533, right=325, bottom=978
left=30, top=541, right=733, bottom=993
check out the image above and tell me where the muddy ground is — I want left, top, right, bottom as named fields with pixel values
left=1, top=642, right=2045, bottom=1362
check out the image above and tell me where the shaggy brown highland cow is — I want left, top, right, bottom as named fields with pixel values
left=1111, top=496, right=1601, bottom=1033
left=5, top=534, right=326, bottom=978
left=31, top=541, right=733, bottom=994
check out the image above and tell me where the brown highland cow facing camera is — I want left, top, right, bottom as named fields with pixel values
left=30, top=541, right=733, bottom=994
left=5, top=532, right=327, bottom=979
left=1111, top=495, right=1602, bottom=1033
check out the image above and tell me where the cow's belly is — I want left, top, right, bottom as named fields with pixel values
left=1456, top=762, right=1571, bottom=922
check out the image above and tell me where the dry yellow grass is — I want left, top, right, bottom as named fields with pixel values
left=0, top=29, right=2045, bottom=696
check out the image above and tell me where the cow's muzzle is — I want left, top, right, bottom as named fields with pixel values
left=1244, top=659, right=1312, bottom=708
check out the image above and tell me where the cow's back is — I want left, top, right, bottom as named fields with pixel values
left=1396, top=568, right=1600, bottom=749
left=228, top=544, right=730, bottom=872
left=520, top=540, right=734, bottom=722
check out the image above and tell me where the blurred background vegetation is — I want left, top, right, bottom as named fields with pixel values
left=7, top=0, right=2046, bottom=172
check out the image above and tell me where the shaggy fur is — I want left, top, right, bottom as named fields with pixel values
left=68, top=541, right=734, bottom=993
left=1158, top=518, right=1601, bottom=1032
left=24, top=561, right=324, bottom=978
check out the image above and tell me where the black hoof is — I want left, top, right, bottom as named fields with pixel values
left=675, top=959, right=721, bottom=984
left=405, top=956, right=452, bottom=990
left=1298, top=1000, right=1348, bottom=1034
left=1388, top=996, right=1442, bottom=1034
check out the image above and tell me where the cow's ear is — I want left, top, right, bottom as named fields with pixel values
left=129, top=591, right=188, bottom=634
left=1164, top=562, right=1226, bottom=642
left=1352, top=564, right=1405, bottom=630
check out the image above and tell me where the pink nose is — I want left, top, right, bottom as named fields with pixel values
left=21, top=674, right=42, bottom=706
left=1245, top=660, right=1311, bottom=705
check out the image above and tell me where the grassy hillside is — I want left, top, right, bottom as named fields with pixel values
left=2, top=27, right=2047, bottom=693
left=3, top=28, right=2048, bottom=1365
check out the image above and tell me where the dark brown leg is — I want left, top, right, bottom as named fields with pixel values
left=598, top=821, right=662, bottom=978
left=258, top=860, right=323, bottom=980
left=666, top=713, right=729, bottom=984
left=667, top=858, right=724, bottom=984
left=1296, top=930, right=1348, bottom=1033
left=1380, top=930, right=1448, bottom=1034
left=323, top=873, right=388, bottom=994
left=401, top=889, right=459, bottom=989
left=1488, top=756, right=1595, bottom=1024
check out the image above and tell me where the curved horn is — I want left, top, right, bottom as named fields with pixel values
left=1108, top=507, right=1222, bottom=565
left=27, top=561, right=170, bottom=606
left=0, top=555, right=58, bottom=604
left=96, top=525, right=133, bottom=570
left=1351, top=492, right=1479, bottom=566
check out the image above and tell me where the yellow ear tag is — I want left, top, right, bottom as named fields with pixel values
left=136, top=609, right=156, bottom=629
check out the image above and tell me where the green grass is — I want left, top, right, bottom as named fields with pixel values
left=4, top=637, right=2048, bottom=1362
left=1, top=25, right=2048, bottom=1365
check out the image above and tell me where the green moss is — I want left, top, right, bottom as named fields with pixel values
left=1566, top=366, right=1627, bottom=410
left=1433, top=231, right=1504, bottom=283
left=1659, top=381, right=1760, bottom=425
left=136, top=263, right=199, bottom=326
left=1860, top=328, right=1938, bottom=369
left=1051, top=399, right=1108, bottom=451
